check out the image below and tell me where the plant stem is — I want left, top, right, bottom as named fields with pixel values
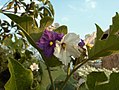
left=46, top=63, right=55, bottom=90
left=61, top=59, right=89, bottom=90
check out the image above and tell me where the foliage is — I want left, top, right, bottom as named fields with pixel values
left=79, top=71, right=119, bottom=90
left=0, top=0, right=119, bottom=90
left=5, top=58, right=33, bottom=90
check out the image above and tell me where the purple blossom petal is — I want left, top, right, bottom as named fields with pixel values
left=78, top=39, right=85, bottom=48
left=44, top=43, right=55, bottom=57
left=36, top=30, right=64, bottom=57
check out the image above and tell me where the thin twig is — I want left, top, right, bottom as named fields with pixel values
left=46, top=64, right=55, bottom=90
left=1, top=0, right=10, bottom=10
left=61, top=59, right=89, bottom=90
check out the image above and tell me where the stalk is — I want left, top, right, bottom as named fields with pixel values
left=61, top=59, right=88, bottom=90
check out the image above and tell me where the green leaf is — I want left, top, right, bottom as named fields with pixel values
left=86, top=72, right=108, bottom=90
left=95, top=73, right=119, bottom=90
left=47, top=74, right=77, bottom=90
left=38, top=61, right=65, bottom=90
left=54, top=25, right=68, bottom=34
left=3, top=13, right=42, bottom=52
left=47, top=1, right=55, bottom=16
left=55, top=74, right=77, bottom=90
left=43, top=55, right=62, bottom=67
left=78, top=83, right=88, bottom=90
left=95, top=24, right=104, bottom=40
left=88, top=36, right=119, bottom=60
left=0, top=9, right=2, bottom=13
left=40, top=16, right=54, bottom=31
left=3, top=13, right=41, bottom=42
left=109, top=13, right=119, bottom=35
left=3, top=36, right=13, bottom=48
left=5, top=58, right=33, bottom=90
left=85, top=72, right=119, bottom=90
left=88, top=19, right=119, bottom=60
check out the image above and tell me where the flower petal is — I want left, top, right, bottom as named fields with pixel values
left=66, top=44, right=81, bottom=58
left=62, top=33, right=80, bottom=45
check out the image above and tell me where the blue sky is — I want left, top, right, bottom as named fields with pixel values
left=50, top=0, right=119, bottom=38
left=1, top=0, right=119, bottom=38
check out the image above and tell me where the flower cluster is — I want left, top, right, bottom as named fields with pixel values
left=36, top=30, right=88, bottom=65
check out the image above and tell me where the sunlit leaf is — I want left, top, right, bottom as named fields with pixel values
left=88, top=13, right=119, bottom=60
left=109, top=12, right=119, bottom=35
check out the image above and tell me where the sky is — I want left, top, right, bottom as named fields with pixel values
left=50, top=0, right=119, bottom=38
left=1, top=0, right=119, bottom=38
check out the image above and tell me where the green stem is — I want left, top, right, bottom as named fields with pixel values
left=46, top=65, right=55, bottom=90
left=61, top=59, right=89, bottom=90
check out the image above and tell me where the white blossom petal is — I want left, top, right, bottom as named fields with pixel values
left=85, top=32, right=96, bottom=47
left=54, top=33, right=81, bottom=65
left=62, top=33, right=80, bottom=45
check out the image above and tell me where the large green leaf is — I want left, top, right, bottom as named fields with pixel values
left=3, top=13, right=41, bottom=42
left=78, top=83, right=88, bottom=90
left=40, top=16, right=54, bottom=31
left=43, top=55, right=62, bottom=67
left=5, top=58, right=33, bottom=90
left=85, top=72, right=119, bottom=90
left=37, top=61, right=65, bottom=90
left=47, top=74, right=77, bottom=90
left=47, top=1, right=55, bottom=17
left=88, top=13, right=119, bottom=60
left=109, top=13, right=119, bottom=35
left=86, top=72, right=108, bottom=90
left=54, top=25, right=68, bottom=34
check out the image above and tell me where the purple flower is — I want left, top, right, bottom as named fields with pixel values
left=36, top=30, right=63, bottom=57
left=78, top=39, right=85, bottom=48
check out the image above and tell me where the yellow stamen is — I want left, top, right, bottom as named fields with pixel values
left=62, top=43, right=66, bottom=49
left=87, top=43, right=93, bottom=48
left=49, top=41, right=53, bottom=46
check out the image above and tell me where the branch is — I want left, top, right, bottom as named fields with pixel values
left=61, top=59, right=89, bottom=90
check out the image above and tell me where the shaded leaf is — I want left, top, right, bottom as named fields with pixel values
left=54, top=25, right=68, bottom=34
left=5, top=58, right=33, bottom=90
left=3, top=13, right=41, bottom=42
left=40, top=16, right=54, bottom=31
left=47, top=1, right=54, bottom=17
left=86, top=71, right=108, bottom=90
left=38, top=61, right=65, bottom=90
left=86, top=72, right=119, bottom=90
left=43, top=55, right=62, bottom=67
left=47, top=74, right=77, bottom=90
left=7, top=1, right=14, bottom=9
left=78, top=83, right=88, bottom=90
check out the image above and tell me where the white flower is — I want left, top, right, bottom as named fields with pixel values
left=54, top=33, right=81, bottom=65
left=30, top=63, right=39, bottom=71
left=85, top=32, right=96, bottom=48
